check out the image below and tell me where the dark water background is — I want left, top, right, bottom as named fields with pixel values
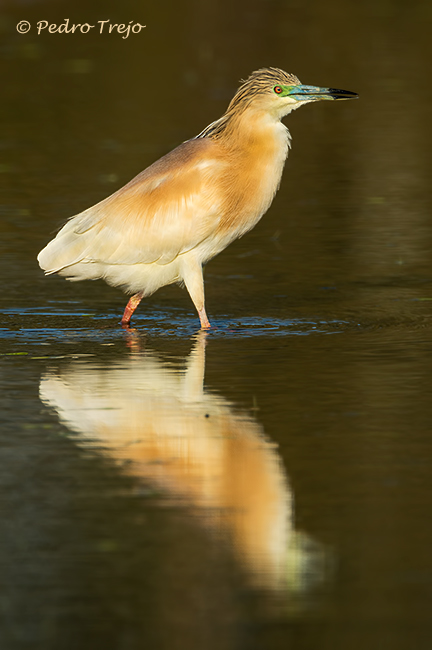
left=1, top=0, right=432, bottom=648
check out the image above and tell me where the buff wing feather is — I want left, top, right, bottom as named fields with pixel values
left=37, top=139, right=226, bottom=277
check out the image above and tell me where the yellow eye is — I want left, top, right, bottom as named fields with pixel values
left=274, top=86, right=283, bottom=94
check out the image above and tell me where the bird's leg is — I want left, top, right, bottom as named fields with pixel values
left=198, top=307, right=211, bottom=329
left=121, top=292, right=144, bottom=326
left=182, top=259, right=211, bottom=329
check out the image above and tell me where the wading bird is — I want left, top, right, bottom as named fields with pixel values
left=38, top=68, right=357, bottom=328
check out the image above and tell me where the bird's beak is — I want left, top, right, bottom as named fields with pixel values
left=288, top=85, right=358, bottom=101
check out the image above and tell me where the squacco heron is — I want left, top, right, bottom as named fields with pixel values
left=38, top=68, right=357, bottom=328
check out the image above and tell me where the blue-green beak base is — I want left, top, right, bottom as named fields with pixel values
left=289, top=85, right=358, bottom=101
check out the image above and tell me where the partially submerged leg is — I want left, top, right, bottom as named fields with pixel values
left=121, top=292, right=143, bottom=326
left=197, top=307, right=211, bottom=330
left=182, top=258, right=211, bottom=329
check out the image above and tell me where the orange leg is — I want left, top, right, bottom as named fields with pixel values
left=121, top=292, right=143, bottom=326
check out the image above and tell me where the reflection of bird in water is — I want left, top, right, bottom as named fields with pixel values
left=37, top=68, right=357, bottom=328
left=40, top=333, right=290, bottom=589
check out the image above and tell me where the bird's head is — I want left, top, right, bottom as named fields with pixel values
left=229, top=67, right=358, bottom=120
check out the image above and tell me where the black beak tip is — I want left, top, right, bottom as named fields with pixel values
left=328, top=88, right=359, bottom=100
